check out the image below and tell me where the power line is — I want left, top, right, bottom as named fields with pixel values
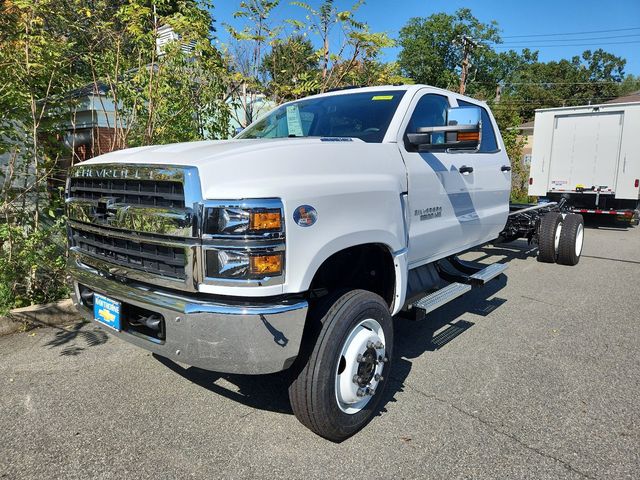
left=494, top=40, right=640, bottom=48
left=502, top=26, right=640, bottom=39
left=492, top=97, right=618, bottom=104
left=495, top=33, right=640, bottom=45
left=472, top=81, right=622, bottom=86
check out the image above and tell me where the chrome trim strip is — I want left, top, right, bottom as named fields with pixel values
left=400, top=192, right=410, bottom=249
left=70, top=164, right=189, bottom=182
left=183, top=301, right=307, bottom=316
left=68, top=220, right=195, bottom=248
left=70, top=247, right=199, bottom=292
left=66, top=201, right=194, bottom=237
left=69, top=258, right=306, bottom=316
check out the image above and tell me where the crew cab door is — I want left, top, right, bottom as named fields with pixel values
left=398, top=91, right=485, bottom=266
left=455, top=99, right=511, bottom=243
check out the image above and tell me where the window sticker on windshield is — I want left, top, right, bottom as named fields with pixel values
left=372, top=95, right=394, bottom=101
left=286, top=105, right=304, bottom=137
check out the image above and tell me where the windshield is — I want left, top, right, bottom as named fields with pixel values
left=237, top=90, right=406, bottom=143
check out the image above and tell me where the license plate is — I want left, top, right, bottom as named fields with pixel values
left=94, top=293, right=121, bottom=331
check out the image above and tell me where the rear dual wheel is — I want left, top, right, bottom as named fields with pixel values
left=538, top=212, right=584, bottom=265
left=537, top=212, right=563, bottom=263
left=557, top=214, right=584, bottom=265
left=288, top=290, right=393, bottom=442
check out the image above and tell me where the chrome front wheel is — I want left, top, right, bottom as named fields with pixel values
left=335, top=318, right=387, bottom=414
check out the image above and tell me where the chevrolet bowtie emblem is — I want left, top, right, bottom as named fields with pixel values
left=93, top=197, right=120, bottom=222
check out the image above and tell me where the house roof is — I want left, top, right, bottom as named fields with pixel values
left=604, top=90, right=640, bottom=104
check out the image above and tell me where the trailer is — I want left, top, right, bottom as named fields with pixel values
left=528, top=102, right=640, bottom=225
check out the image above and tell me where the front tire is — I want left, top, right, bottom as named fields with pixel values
left=288, top=290, right=393, bottom=442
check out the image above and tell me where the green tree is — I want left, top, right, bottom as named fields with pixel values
left=261, top=35, right=318, bottom=101
left=0, top=0, right=231, bottom=313
left=0, top=0, right=81, bottom=311
left=339, top=60, right=413, bottom=88
left=291, top=0, right=395, bottom=92
left=619, top=74, right=640, bottom=96
left=505, top=49, right=627, bottom=119
left=83, top=0, right=231, bottom=145
left=398, top=8, right=500, bottom=91
left=224, top=0, right=281, bottom=127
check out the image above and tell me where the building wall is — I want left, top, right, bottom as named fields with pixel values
left=521, top=132, right=534, bottom=165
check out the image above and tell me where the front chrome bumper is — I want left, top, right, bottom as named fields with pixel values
left=68, top=259, right=308, bottom=375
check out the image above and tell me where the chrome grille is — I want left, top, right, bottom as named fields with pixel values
left=70, top=227, right=186, bottom=279
left=69, top=177, right=185, bottom=209
left=66, top=164, right=202, bottom=291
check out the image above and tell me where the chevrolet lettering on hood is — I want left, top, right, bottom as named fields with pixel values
left=73, top=166, right=150, bottom=180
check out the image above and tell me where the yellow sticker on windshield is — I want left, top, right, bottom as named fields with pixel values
left=372, top=95, right=394, bottom=101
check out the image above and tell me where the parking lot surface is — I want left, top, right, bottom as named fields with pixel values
left=1, top=225, right=639, bottom=479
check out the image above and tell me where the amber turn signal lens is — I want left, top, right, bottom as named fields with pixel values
left=457, top=131, right=480, bottom=142
left=250, top=211, right=282, bottom=231
left=250, top=254, right=283, bottom=275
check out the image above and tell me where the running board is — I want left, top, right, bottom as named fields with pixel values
left=408, top=261, right=508, bottom=319
left=469, top=262, right=508, bottom=286
left=411, top=282, right=471, bottom=315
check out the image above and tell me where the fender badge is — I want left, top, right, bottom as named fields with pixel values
left=293, top=205, right=318, bottom=227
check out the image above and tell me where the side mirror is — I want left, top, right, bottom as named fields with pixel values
left=407, top=106, right=481, bottom=152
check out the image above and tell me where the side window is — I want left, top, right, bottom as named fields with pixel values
left=405, top=94, right=450, bottom=134
left=458, top=100, right=499, bottom=153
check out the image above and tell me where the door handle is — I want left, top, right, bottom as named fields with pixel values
left=501, top=165, right=512, bottom=172
left=459, top=165, right=474, bottom=174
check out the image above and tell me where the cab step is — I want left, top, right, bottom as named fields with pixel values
left=469, top=262, right=508, bottom=286
left=411, top=282, right=471, bottom=315
left=407, top=260, right=508, bottom=319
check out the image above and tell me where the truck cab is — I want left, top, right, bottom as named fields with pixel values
left=67, top=85, right=516, bottom=441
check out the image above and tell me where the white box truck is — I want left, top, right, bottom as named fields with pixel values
left=528, top=102, right=640, bottom=224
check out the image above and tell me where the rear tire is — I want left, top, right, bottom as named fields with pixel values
left=557, top=214, right=584, bottom=266
left=288, top=290, right=393, bottom=442
left=537, top=212, right=563, bottom=263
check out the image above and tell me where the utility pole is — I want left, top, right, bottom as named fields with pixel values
left=458, top=35, right=477, bottom=95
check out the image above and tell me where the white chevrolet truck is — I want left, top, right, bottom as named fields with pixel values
left=66, top=85, right=584, bottom=441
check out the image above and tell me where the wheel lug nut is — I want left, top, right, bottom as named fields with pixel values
left=366, top=341, right=375, bottom=349
left=356, top=388, right=366, bottom=397
left=357, top=354, right=365, bottom=363
left=374, top=341, right=384, bottom=349
left=368, top=388, right=376, bottom=396
left=378, top=355, right=389, bottom=363
left=352, top=375, right=361, bottom=384
left=374, top=374, right=383, bottom=382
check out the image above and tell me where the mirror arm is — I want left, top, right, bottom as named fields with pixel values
left=406, top=133, right=431, bottom=145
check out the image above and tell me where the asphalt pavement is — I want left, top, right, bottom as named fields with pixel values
left=1, top=224, right=639, bottom=479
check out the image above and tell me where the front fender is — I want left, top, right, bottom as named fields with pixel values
left=283, top=186, right=407, bottom=295
left=293, top=230, right=403, bottom=293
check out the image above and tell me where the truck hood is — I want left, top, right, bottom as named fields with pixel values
left=81, top=138, right=407, bottom=199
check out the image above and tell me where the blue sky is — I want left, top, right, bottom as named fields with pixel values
left=212, top=0, right=640, bottom=75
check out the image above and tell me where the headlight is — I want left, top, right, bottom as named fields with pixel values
left=203, top=205, right=283, bottom=235
left=205, top=249, right=283, bottom=280
left=200, top=199, right=285, bottom=285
